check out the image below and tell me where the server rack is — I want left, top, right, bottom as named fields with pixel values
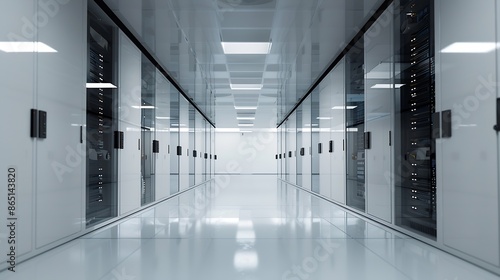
left=345, top=45, right=366, bottom=212
left=396, top=0, right=436, bottom=237
left=86, top=11, right=118, bottom=226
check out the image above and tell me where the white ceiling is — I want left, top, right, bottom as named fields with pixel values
left=104, top=0, right=386, bottom=130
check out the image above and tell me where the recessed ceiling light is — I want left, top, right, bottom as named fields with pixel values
left=86, top=83, right=117, bottom=88
left=371, top=84, right=405, bottom=89
left=316, top=117, right=331, bottom=120
left=132, top=105, right=155, bottom=109
left=441, top=42, right=499, bottom=53
left=332, top=106, right=357, bottom=110
left=238, top=124, right=254, bottom=127
left=235, top=106, right=258, bottom=110
left=237, top=117, right=256, bottom=120
left=230, top=84, right=263, bottom=90
left=0, top=41, right=57, bottom=53
left=156, top=116, right=171, bottom=120
left=239, top=130, right=253, bottom=133
left=221, top=42, right=272, bottom=54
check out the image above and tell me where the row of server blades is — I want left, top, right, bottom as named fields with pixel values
left=397, top=0, right=437, bottom=237
left=86, top=12, right=117, bottom=226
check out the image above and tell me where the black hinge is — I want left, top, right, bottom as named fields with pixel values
left=388, top=131, right=392, bottom=146
left=329, top=140, right=333, bottom=153
left=318, top=143, right=322, bottom=154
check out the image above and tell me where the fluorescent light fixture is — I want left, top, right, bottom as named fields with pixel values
left=0, top=41, right=57, bottom=53
left=441, top=42, right=499, bottom=53
left=171, top=124, right=186, bottom=127
left=240, top=130, right=253, bottom=133
left=332, top=106, right=357, bottom=110
left=371, top=84, right=405, bottom=89
left=238, top=124, right=254, bottom=127
left=131, top=105, right=155, bottom=109
left=156, top=116, right=171, bottom=120
left=305, top=124, right=318, bottom=127
left=86, top=83, right=117, bottom=89
left=221, top=42, right=272, bottom=54
left=316, top=117, right=331, bottom=120
left=235, top=106, right=258, bottom=110
left=230, top=84, right=263, bottom=90
left=237, top=117, right=256, bottom=120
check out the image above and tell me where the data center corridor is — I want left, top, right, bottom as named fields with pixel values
left=0, top=175, right=497, bottom=280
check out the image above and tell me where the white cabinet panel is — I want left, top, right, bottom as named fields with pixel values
left=436, top=0, right=499, bottom=266
left=364, top=6, right=393, bottom=223
left=35, top=0, right=86, bottom=247
left=0, top=0, right=36, bottom=263
left=154, top=71, right=170, bottom=200
left=319, top=73, right=332, bottom=198
left=118, top=32, right=141, bottom=215
left=330, top=60, right=346, bottom=204
left=179, top=99, right=189, bottom=190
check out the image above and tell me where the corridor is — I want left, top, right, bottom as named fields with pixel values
left=1, top=175, right=498, bottom=280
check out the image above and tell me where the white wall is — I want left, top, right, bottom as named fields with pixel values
left=215, top=131, right=277, bottom=175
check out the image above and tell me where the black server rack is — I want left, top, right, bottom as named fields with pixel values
left=397, top=0, right=436, bottom=237
left=86, top=12, right=118, bottom=226
left=345, top=46, right=366, bottom=212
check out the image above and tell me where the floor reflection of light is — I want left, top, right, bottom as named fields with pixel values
left=233, top=250, right=259, bottom=270
left=236, top=230, right=256, bottom=240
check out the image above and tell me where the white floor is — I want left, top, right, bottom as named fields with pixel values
left=1, top=175, right=499, bottom=279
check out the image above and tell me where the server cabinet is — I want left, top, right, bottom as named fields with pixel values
left=345, top=44, right=366, bottom=212
left=86, top=10, right=118, bottom=226
left=436, top=0, right=499, bottom=266
left=394, top=0, right=437, bottom=237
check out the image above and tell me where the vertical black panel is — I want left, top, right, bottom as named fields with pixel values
left=114, top=131, right=121, bottom=149
left=432, top=112, right=441, bottom=139
left=177, top=146, right=182, bottom=156
left=318, top=143, right=322, bottom=154
left=495, top=98, right=500, bottom=132
left=152, top=140, right=159, bottom=153
left=38, top=110, right=47, bottom=139
left=441, top=110, right=452, bottom=138
left=204, top=153, right=208, bottom=159
left=214, top=155, right=217, bottom=160
left=364, top=132, right=370, bottom=149
left=300, top=147, right=305, bottom=156
left=275, top=154, right=278, bottom=159
left=30, top=109, right=38, bottom=138
left=193, top=150, right=197, bottom=157
left=279, top=154, right=282, bottom=159
left=288, top=151, right=292, bottom=158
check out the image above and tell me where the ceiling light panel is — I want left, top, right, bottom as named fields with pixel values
left=230, top=84, right=263, bottom=90
left=86, top=83, right=117, bottom=88
left=0, top=41, right=57, bottom=52
left=441, top=42, right=499, bottom=53
left=371, top=84, right=405, bottom=89
left=222, top=42, right=272, bottom=54
left=235, top=106, right=258, bottom=110
left=332, top=106, right=357, bottom=110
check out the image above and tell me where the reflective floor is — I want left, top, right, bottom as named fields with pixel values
left=1, top=175, right=499, bottom=279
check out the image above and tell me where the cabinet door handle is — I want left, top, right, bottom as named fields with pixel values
left=441, top=110, right=452, bottom=138
left=494, top=98, right=500, bottom=132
